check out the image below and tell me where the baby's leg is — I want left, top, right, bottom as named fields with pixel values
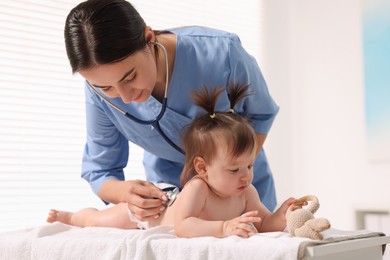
left=47, top=203, right=138, bottom=229
left=47, top=209, right=73, bottom=225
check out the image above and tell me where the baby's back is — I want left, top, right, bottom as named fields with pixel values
left=150, top=178, right=248, bottom=228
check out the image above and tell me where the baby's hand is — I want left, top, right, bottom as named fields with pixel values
left=288, top=197, right=309, bottom=211
left=275, top=197, right=296, bottom=220
left=276, top=197, right=308, bottom=221
left=222, top=211, right=261, bottom=238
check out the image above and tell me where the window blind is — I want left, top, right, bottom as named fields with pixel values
left=0, top=0, right=263, bottom=232
left=0, top=0, right=101, bottom=232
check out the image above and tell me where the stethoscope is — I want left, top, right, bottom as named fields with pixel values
left=86, top=41, right=185, bottom=154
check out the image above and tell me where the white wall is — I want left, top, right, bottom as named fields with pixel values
left=263, top=0, right=390, bottom=230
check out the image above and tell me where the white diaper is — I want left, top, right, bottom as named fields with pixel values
left=127, top=208, right=149, bottom=230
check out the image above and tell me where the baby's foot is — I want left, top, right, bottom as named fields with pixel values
left=47, top=209, right=73, bottom=225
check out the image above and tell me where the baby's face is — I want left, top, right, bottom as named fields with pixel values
left=205, top=147, right=256, bottom=197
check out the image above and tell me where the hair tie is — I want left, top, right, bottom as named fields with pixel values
left=210, top=113, right=216, bottom=119
left=228, top=108, right=234, bottom=113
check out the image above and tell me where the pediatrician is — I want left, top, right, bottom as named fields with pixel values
left=65, top=0, right=279, bottom=222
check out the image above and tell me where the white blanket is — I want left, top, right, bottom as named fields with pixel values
left=0, top=223, right=384, bottom=260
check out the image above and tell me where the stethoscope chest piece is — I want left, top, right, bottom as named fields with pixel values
left=166, top=187, right=179, bottom=207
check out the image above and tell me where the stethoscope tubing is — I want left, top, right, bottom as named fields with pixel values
left=124, top=98, right=184, bottom=154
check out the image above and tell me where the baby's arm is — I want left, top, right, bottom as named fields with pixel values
left=245, top=185, right=296, bottom=232
left=173, top=179, right=259, bottom=238
left=173, top=179, right=216, bottom=237
left=260, top=197, right=296, bottom=232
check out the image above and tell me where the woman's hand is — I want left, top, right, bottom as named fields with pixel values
left=125, top=180, right=169, bottom=221
left=222, top=211, right=261, bottom=238
left=99, top=179, right=168, bottom=221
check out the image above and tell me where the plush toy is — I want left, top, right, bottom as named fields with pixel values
left=286, top=195, right=331, bottom=240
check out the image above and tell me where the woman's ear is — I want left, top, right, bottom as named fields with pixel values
left=193, top=156, right=208, bottom=178
left=144, top=26, right=154, bottom=43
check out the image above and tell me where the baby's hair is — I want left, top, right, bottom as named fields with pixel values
left=180, top=82, right=258, bottom=186
left=226, top=82, right=251, bottom=111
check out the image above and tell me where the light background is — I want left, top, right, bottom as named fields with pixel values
left=262, top=0, right=390, bottom=232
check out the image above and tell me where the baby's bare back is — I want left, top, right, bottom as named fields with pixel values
left=150, top=181, right=248, bottom=228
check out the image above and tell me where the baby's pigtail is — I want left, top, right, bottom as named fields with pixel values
left=227, top=82, right=252, bottom=111
left=192, top=86, right=225, bottom=116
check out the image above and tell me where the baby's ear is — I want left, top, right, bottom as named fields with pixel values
left=193, top=156, right=208, bottom=177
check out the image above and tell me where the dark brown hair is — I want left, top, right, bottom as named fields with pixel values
left=64, top=0, right=147, bottom=73
left=180, top=83, right=257, bottom=186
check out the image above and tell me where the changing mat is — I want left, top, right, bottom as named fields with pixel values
left=0, top=222, right=385, bottom=260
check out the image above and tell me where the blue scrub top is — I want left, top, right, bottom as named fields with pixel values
left=82, top=26, right=279, bottom=210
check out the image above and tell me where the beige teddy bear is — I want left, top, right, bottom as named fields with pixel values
left=286, top=195, right=331, bottom=240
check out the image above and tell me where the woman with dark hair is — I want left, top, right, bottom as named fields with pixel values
left=64, top=0, right=280, bottom=222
